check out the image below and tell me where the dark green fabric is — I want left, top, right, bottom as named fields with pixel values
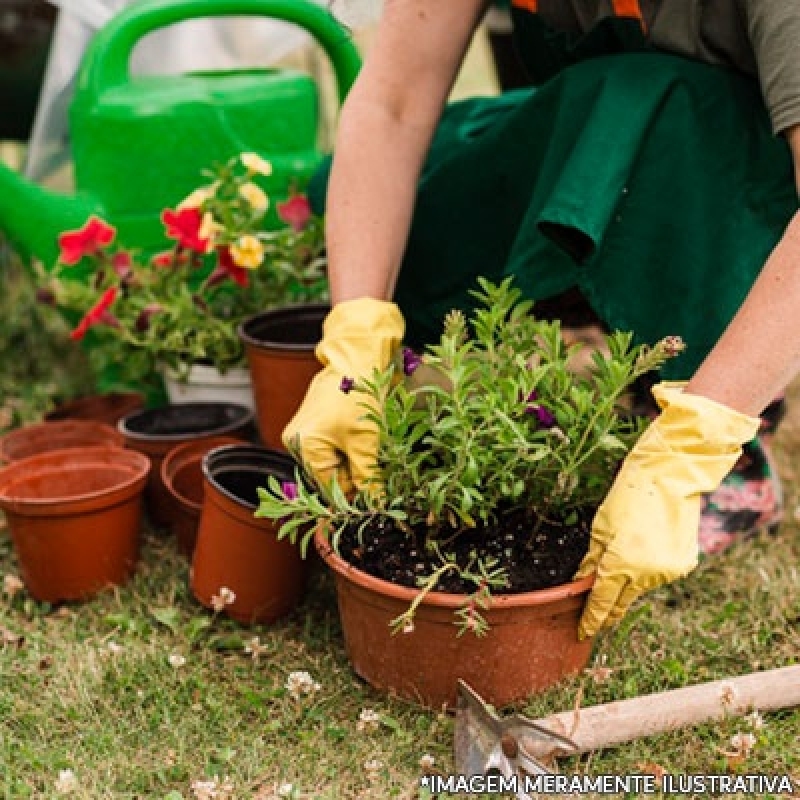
left=309, top=47, right=797, bottom=382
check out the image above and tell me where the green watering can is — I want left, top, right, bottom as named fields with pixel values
left=0, top=0, right=361, bottom=267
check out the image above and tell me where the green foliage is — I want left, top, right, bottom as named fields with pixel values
left=40, top=154, right=328, bottom=389
left=257, top=277, right=683, bottom=633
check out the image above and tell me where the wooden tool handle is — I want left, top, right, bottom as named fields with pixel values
left=523, top=665, right=800, bottom=760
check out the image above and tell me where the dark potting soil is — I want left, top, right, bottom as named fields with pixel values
left=336, top=507, right=593, bottom=595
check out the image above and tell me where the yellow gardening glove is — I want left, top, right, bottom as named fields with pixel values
left=282, top=297, right=405, bottom=494
left=575, top=382, right=760, bottom=639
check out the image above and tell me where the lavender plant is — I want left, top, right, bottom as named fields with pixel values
left=257, top=277, right=683, bottom=634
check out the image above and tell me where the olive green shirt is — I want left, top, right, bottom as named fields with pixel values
left=530, top=0, right=800, bottom=133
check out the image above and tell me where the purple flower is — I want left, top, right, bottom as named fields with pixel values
left=402, top=347, right=423, bottom=376
left=339, top=376, right=355, bottom=394
left=281, top=481, right=298, bottom=501
left=526, top=403, right=556, bottom=428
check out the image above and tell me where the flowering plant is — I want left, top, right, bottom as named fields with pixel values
left=39, top=153, right=327, bottom=390
left=257, top=278, right=684, bottom=635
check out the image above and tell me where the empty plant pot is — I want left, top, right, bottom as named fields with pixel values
left=238, top=304, right=328, bottom=449
left=160, top=435, right=242, bottom=559
left=191, top=444, right=310, bottom=624
left=118, top=402, right=255, bottom=528
left=44, top=392, right=146, bottom=426
left=0, top=446, right=150, bottom=602
left=0, top=419, right=124, bottom=466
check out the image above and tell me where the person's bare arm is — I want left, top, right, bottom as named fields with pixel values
left=327, top=0, right=490, bottom=304
left=685, top=124, right=800, bottom=413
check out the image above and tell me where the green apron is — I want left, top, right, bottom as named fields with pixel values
left=311, top=15, right=797, bottom=379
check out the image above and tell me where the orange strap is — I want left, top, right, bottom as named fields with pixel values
left=512, top=0, right=645, bottom=28
left=611, top=0, right=647, bottom=30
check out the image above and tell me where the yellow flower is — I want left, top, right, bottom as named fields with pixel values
left=230, top=235, right=265, bottom=268
left=177, top=183, right=217, bottom=210
left=198, top=212, right=222, bottom=250
left=238, top=182, right=269, bottom=213
left=240, top=152, right=273, bottom=176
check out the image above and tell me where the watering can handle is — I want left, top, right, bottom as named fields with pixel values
left=78, top=0, right=362, bottom=104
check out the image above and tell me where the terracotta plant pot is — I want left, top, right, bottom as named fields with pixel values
left=0, top=446, right=150, bottom=602
left=238, top=304, right=329, bottom=449
left=0, top=419, right=124, bottom=466
left=44, top=392, right=146, bottom=426
left=160, top=435, right=242, bottom=559
left=316, top=530, right=594, bottom=709
left=191, top=444, right=310, bottom=624
left=119, top=402, right=255, bottom=528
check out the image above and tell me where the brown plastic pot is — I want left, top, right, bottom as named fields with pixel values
left=238, top=304, right=328, bottom=449
left=160, top=435, right=242, bottom=559
left=118, top=402, right=255, bottom=528
left=190, top=444, right=310, bottom=624
left=0, top=446, right=150, bottom=602
left=315, top=529, right=594, bottom=710
left=0, top=419, right=124, bottom=466
left=45, top=392, right=145, bottom=426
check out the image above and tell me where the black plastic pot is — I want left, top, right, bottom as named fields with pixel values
left=118, top=402, right=255, bottom=527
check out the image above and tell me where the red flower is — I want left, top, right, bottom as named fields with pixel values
left=208, top=246, right=249, bottom=287
left=276, top=193, right=311, bottom=232
left=58, top=216, right=116, bottom=265
left=161, top=207, right=211, bottom=254
left=70, top=287, right=119, bottom=341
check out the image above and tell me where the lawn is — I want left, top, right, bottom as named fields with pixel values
left=2, top=23, right=800, bottom=800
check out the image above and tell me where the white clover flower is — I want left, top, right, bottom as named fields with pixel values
left=285, top=670, right=321, bottom=700
left=729, top=731, right=757, bottom=755
left=277, top=783, right=295, bottom=798
left=191, top=775, right=234, bottom=800
left=745, top=710, right=765, bottom=730
left=54, top=769, right=78, bottom=794
left=211, top=587, right=236, bottom=612
left=3, top=574, right=24, bottom=599
left=363, top=758, right=384, bottom=773
left=168, top=653, right=186, bottom=668
left=107, top=640, right=123, bottom=655
left=419, top=753, right=436, bottom=771
left=356, top=708, right=381, bottom=732
left=244, top=636, right=268, bottom=661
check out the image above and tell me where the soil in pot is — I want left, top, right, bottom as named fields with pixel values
left=119, top=402, right=255, bottom=528
left=191, top=444, right=310, bottom=624
left=0, top=446, right=150, bottom=602
left=318, top=507, right=593, bottom=709
left=0, top=419, right=124, bottom=465
left=238, top=304, right=328, bottom=449
left=338, top=506, right=591, bottom=594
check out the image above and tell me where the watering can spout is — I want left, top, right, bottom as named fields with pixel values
left=0, top=160, right=102, bottom=267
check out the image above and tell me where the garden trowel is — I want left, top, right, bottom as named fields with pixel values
left=455, top=664, right=800, bottom=797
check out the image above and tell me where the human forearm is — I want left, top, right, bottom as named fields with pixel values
left=686, top=210, right=800, bottom=415
left=326, top=96, right=432, bottom=304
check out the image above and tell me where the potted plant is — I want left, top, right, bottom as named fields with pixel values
left=256, top=278, right=684, bottom=708
left=39, top=153, right=328, bottom=406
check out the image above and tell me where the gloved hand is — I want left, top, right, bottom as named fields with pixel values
left=282, top=297, right=405, bottom=493
left=575, top=382, right=760, bottom=639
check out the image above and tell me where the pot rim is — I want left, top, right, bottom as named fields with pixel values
left=202, top=443, right=296, bottom=511
left=161, top=435, right=243, bottom=512
left=314, top=527, right=595, bottom=610
left=237, top=303, right=330, bottom=353
left=0, top=446, right=150, bottom=510
left=0, top=419, right=123, bottom=463
left=118, top=402, right=253, bottom=442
